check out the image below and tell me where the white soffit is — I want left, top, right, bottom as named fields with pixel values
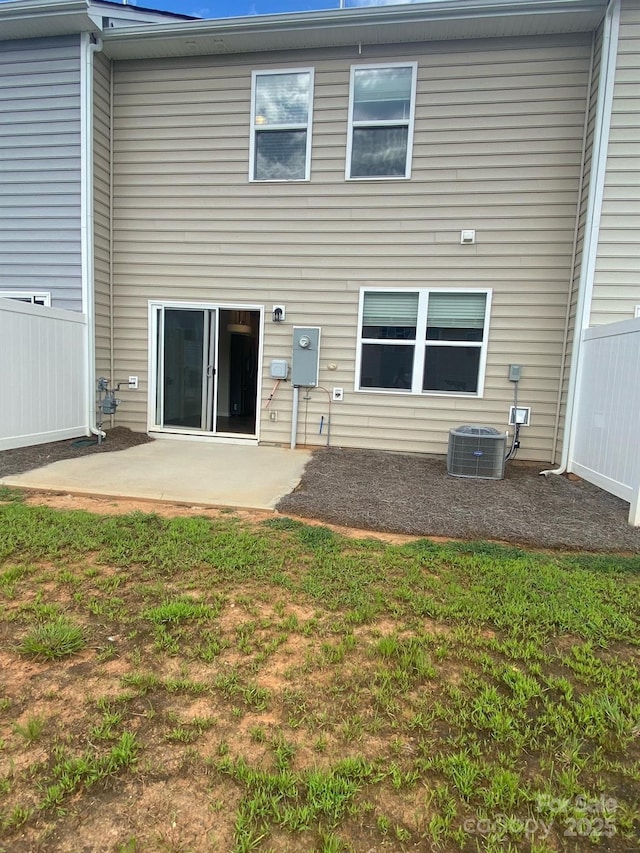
left=0, top=1, right=90, bottom=40
left=101, top=0, right=608, bottom=60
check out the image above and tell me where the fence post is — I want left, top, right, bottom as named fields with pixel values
left=630, top=485, right=640, bottom=527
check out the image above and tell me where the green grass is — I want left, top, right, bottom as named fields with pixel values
left=12, top=715, right=45, bottom=744
left=0, top=502, right=638, bottom=852
left=17, top=618, right=86, bottom=660
left=0, top=486, right=25, bottom=504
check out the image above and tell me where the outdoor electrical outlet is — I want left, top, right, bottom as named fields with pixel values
left=509, top=406, right=531, bottom=426
left=269, top=410, right=278, bottom=422
left=332, top=387, right=344, bottom=402
left=128, top=376, right=138, bottom=390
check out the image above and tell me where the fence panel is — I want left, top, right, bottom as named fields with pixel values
left=0, top=299, right=87, bottom=451
left=570, top=318, right=640, bottom=525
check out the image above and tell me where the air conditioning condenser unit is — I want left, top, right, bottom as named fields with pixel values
left=447, top=425, right=507, bottom=480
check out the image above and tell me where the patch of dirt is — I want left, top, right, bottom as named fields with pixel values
left=17, top=492, right=419, bottom=545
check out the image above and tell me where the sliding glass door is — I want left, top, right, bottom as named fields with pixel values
left=156, top=307, right=217, bottom=432
left=151, top=303, right=261, bottom=438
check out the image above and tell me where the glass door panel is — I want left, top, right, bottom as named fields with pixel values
left=161, top=308, right=213, bottom=430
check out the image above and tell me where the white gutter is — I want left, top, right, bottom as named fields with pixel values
left=102, top=0, right=605, bottom=36
left=80, top=31, right=105, bottom=440
left=100, top=0, right=607, bottom=58
left=541, top=0, right=620, bottom=476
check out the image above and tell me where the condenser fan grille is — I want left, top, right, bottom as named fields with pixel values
left=447, top=425, right=507, bottom=480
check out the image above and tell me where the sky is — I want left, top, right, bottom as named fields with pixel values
left=120, top=0, right=420, bottom=19
left=0, top=0, right=420, bottom=20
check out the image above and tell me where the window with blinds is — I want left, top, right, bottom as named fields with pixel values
left=347, top=63, right=417, bottom=179
left=358, top=289, right=490, bottom=395
left=250, top=69, right=314, bottom=181
left=362, top=291, right=418, bottom=339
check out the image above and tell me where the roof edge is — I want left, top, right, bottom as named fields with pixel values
left=100, top=0, right=608, bottom=59
left=103, top=0, right=608, bottom=41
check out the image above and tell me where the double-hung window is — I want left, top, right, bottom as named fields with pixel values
left=357, top=289, right=491, bottom=395
left=346, top=63, right=417, bottom=179
left=250, top=68, right=314, bottom=181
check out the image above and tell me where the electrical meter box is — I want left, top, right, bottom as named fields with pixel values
left=270, top=359, right=289, bottom=380
left=292, top=327, right=321, bottom=387
left=508, top=364, right=522, bottom=382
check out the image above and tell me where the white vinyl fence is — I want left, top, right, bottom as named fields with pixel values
left=0, top=299, right=87, bottom=451
left=570, top=318, right=640, bottom=525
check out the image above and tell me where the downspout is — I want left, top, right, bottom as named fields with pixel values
left=109, top=57, right=115, bottom=427
left=80, top=32, right=105, bottom=440
left=541, top=0, right=620, bottom=476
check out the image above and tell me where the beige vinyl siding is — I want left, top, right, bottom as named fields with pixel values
left=93, top=51, right=111, bottom=382
left=111, top=33, right=591, bottom=461
left=591, top=0, right=640, bottom=324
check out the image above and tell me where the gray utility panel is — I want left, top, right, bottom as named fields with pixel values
left=292, top=327, right=321, bottom=387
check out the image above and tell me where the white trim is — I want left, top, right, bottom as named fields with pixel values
left=100, top=1, right=608, bottom=62
left=0, top=299, right=85, bottom=323
left=0, top=291, right=51, bottom=307
left=569, top=461, right=633, bottom=503
left=560, top=0, right=620, bottom=472
left=0, top=427, right=88, bottom=453
left=147, top=300, right=264, bottom=440
left=149, top=431, right=259, bottom=447
left=583, top=316, right=640, bottom=341
left=81, top=33, right=104, bottom=440
left=346, top=61, right=418, bottom=181
left=249, top=67, right=314, bottom=182
left=354, top=286, right=491, bottom=396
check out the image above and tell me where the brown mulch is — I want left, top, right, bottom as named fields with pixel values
left=0, top=427, right=152, bottom=479
left=276, top=447, right=640, bottom=554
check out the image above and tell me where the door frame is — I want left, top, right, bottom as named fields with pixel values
left=147, top=300, right=264, bottom=443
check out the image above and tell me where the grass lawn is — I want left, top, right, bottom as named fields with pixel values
left=0, top=491, right=638, bottom=852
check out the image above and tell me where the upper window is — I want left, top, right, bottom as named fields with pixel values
left=346, top=63, right=417, bottom=180
left=0, top=291, right=51, bottom=307
left=250, top=68, right=314, bottom=182
left=357, top=288, right=491, bottom=395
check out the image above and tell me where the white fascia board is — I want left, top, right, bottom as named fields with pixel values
left=102, top=0, right=608, bottom=59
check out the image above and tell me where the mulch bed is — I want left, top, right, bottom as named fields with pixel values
left=0, top=428, right=152, bottom=480
left=276, top=447, right=640, bottom=553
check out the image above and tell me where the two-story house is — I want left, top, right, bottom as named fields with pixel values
left=1, top=0, right=639, bottom=477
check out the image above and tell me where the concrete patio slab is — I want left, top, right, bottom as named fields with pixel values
left=0, top=440, right=312, bottom=510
